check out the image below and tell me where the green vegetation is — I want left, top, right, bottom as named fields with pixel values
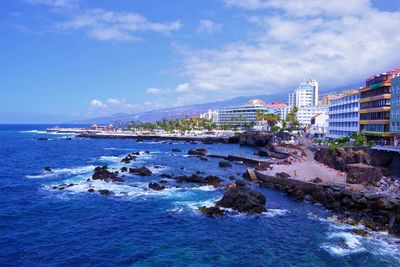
left=327, top=144, right=339, bottom=151
left=352, top=132, right=367, bottom=146
left=285, top=106, right=300, bottom=131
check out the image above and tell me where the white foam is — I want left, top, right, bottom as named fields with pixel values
left=20, top=130, right=75, bottom=135
left=98, top=156, right=122, bottom=163
left=321, top=232, right=367, bottom=256
left=263, top=209, right=290, bottom=218
left=26, top=165, right=95, bottom=179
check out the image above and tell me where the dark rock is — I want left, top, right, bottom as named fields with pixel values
left=276, top=172, right=291, bottom=179
left=159, top=180, right=168, bottom=184
left=352, top=229, right=371, bottom=238
left=88, top=188, right=95, bottom=193
left=229, top=175, right=235, bottom=180
left=120, top=167, right=128, bottom=172
left=176, top=174, right=222, bottom=186
left=92, top=166, right=124, bottom=183
left=136, top=139, right=144, bottom=143
left=216, top=187, right=267, bottom=214
left=37, top=138, right=48, bottom=141
left=148, top=182, right=166, bottom=191
left=172, top=148, right=181, bottom=152
left=188, top=148, right=208, bottom=156
left=347, top=163, right=382, bottom=185
left=129, top=167, right=152, bottom=176
left=235, top=180, right=247, bottom=187
left=121, top=154, right=137, bottom=164
left=199, top=206, right=224, bottom=217
left=99, top=189, right=112, bottom=195
left=160, top=173, right=173, bottom=179
left=44, top=167, right=52, bottom=172
left=311, top=177, right=323, bottom=184
left=219, top=161, right=232, bottom=168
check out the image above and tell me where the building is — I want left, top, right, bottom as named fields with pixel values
left=309, top=113, right=329, bottom=138
left=199, top=109, right=219, bottom=123
left=288, top=79, right=319, bottom=107
left=264, top=102, right=288, bottom=120
left=327, top=91, right=360, bottom=139
left=318, top=90, right=358, bottom=106
left=217, top=99, right=269, bottom=127
left=359, top=68, right=400, bottom=140
left=390, top=75, right=400, bottom=144
left=297, top=105, right=328, bottom=125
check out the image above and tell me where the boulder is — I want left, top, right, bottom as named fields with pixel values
left=88, top=188, right=95, bottom=193
left=311, top=177, right=323, bottom=184
left=129, top=167, right=152, bottom=176
left=92, top=166, right=124, bottom=183
left=172, top=148, right=181, bottom=153
left=120, top=167, right=128, bottom=172
left=346, top=163, right=382, bottom=185
left=159, top=173, right=173, bottom=179
left=121, top=154, right=137, bottom=164
left=216, top=187, right=267, bottom=214
left=44, top=167, right=52, bottom=172
left=188, top=148, right=208, bottom=156
left=148, top=182, right=166, bottom=191
left=235, top=179, right=247, bottom=187
left=176, top=174, right=222, bottom=186
left=37, top=138, right=48, bottom=141
left=199, top=206, right=224, bottom=217
left=276, top=172, right=291, bottom=179
left=99, top=189, right=112, bottom=195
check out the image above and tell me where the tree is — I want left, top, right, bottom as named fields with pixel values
left=286, top=107, right=300, bottom=131
left=352, top=132, right=367, bottom=146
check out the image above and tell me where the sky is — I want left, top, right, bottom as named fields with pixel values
left=0, top=0, right=400, bottom=123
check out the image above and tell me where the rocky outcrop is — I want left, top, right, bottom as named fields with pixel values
left=129, top=167, right=152, bottom=176
left=314, top=147, right=370, bottom=171
left=199, top=206, right=224, bottom=217
left=176, top=174, right=222, bottom=186
left=256, top=171, right=400, bottom=236
left=121, top=154, right=137, bottom=164
left=346, top=163, right=382, bottom=185
left=92, top=166, right=124, bottom=183
left=239, top=132, right=273, bottom=146
left=276, top=172, right=291, bottom=179
left=44, top=167, right=52, bottom=172
left=148, top=182, right=165, bottom=191
left=188, top=148, right=208, bottom=156
left=216, top=187, right=267, bottom=214
left=172, top=148, right=181, bottom=153
left=99, top=189, right=112, bottom=195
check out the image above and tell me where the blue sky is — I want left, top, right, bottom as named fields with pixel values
left=0, top=0, right=399, bottom=123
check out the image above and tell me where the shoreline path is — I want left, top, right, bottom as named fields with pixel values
left=261, top=146, right=346, bottom=186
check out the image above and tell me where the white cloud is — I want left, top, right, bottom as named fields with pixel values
left=24, top=0, right=78, bottom=8
left=175, top=0, right=400, bottom=100
left=198, top=20, right=223, bottom=34
left=146, top=88, right=162, bottom=95
left=56, top=9, right=182, bottom=42
left=90, top=99, right=106, bottom=108
left=175, top=83, right=191, bottom=93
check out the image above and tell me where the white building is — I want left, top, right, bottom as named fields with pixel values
left=308, top=113, right=329, bottom=138
left=200, top=109, right=219, bottom=123
left=327, top=92, right=360, bottom=139
left=297, top=105, right=328, bottom=125
left=288, top=79, right=319, bottom=107
left=217, top=99, right=268, bottom=127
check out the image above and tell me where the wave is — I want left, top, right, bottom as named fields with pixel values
left=98, top=156, right=122, bottom=163
left=19, top=130, right=75, bottom=135
left=263, top=208, right=290, bottom=218
left=321, top=232, right=366, bottom=256
left=26, top=165, right=95, bottom=179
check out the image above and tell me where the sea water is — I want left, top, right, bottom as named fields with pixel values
left=1, top=125, right=400, bottom=266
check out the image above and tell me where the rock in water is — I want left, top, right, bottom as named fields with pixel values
left=120, top=154, right=137, bottom=164
left=172, top=148, right=181, bottom=153
left=92, top=166, right=124, bottom=183
left=219, top=161, right=232, bottom=168
left=44, top=166, right=52, bottom=172
left=188, top=148, right=207, bottom=156
left=148, top=182, right=165, bottom=191
left=129, top=167, right=152, bottom=176
left=216, top=187, right=267, bottom=214
left=99, top=189, right=112, bottom=195
left=199, top=206, right=224, bottom=217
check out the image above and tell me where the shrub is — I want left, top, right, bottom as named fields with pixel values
left=327, top=145, right=339, bottom=152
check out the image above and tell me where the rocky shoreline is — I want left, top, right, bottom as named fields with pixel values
left=255, top=171, right=400, bottom=236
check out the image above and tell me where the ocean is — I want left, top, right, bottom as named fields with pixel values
left=1, top=124, right=399, bottom=266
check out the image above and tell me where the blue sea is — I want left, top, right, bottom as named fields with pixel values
left=1, top=125, right=400, bottom=266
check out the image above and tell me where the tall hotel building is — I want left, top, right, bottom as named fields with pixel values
left=390, top=75, right=400, bottom=143
left=288, top=79, right=319, bottom=107
left=327, top=91, right=360, bottom=138
left=359, top=68, right=400, bottom=140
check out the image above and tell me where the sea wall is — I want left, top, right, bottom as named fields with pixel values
left=255, top=171, right=400, bottom=236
